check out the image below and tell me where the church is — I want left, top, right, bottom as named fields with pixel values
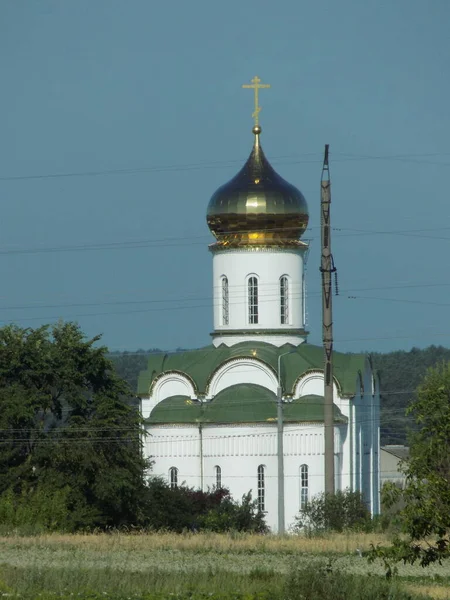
left=137, top=78, right=380, bottom=532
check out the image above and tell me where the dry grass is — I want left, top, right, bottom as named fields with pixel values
left=407, top=585, right=450, bottom=600
left=0, top=530, right=391, bottom=554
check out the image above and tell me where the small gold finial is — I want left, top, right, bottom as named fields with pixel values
left=242, top=76, right=270, bottom=126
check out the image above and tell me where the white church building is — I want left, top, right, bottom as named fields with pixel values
left=138, top=103, right=380, bottom=532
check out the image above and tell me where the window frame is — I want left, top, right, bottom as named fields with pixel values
left=280, top=275, right=289, bottom=325
left=248, top=276, right=259, bottom=325
left=257, top=464, right=265, bottom=512
left=169, top=467, right=178, bottom=489
left=221, top=276, right=229, bottom=326
left=215, top=465, right=222, bottom=488
left=300, top=464, right=309, bottom=510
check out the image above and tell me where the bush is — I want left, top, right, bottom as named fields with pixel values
left=199, top=491, right=268, bottom=533
left=144, top=477, right=267, bottom=533
left=293, top=489, right=372, bottom=534
left=0, top=483, right=101, bottom=534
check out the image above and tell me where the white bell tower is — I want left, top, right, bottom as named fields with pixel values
left=206, top=86, right=310, bottom=348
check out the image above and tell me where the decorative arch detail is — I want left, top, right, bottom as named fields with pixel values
left=206, top=358, right=278, bottom=399
left=292, top=369, right=343, bottom=399
left=150, top=370, right=197, bottom=402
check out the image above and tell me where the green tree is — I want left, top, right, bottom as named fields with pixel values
left=0, top=322, right=150, bottom=530
left=372, top=362, right=450, bottom=568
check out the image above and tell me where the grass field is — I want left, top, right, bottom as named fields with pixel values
left=0, top=532, right=449, bottom=599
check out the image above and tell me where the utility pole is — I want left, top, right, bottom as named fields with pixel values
left=276, top=349, right=295, bottom=535
left=276, top=380, right=284, bottom=534
left=320, top=144, right=336, bottom=495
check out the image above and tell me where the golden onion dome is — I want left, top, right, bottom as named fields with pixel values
left=207, top=126, right=309, bottom=247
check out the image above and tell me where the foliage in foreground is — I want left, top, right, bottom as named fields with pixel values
left=293, top=489, right=372, bottom=534
left=0, top=322, right=267, bottom=535
left=372, top=362, right=450, bottom=569
left=0, top=322, right=150, bottom=532
left=144, top=477, right=268, bottom=533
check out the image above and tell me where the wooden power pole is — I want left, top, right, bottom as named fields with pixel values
left=320, top=144, right=336, bottom=495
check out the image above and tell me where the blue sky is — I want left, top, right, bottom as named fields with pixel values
left=1, top=0, right=449, bottom=354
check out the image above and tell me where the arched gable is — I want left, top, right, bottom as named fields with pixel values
left=151, top=370, right=197, bottom=402
left=293, top=369, right=343, bottom=400
left=206, top=358, right=278, bottom=399
left=142, top=370, right=198, bottom=419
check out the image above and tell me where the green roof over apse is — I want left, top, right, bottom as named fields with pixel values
left=137, top=341, right=367, bottom=398
left=148, top=385, right=347, bottom=425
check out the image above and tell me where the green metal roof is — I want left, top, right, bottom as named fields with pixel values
left=284, top=394, right=347, bottom=423
left=137, top=341, right=366, bottom=398
left=147, top=385, right=347, bottom=425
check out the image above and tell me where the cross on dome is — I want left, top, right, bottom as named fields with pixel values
left=242, top=76, right=271, bottom=126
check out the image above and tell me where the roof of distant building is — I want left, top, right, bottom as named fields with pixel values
left=381, top=445, right=409, bottom=460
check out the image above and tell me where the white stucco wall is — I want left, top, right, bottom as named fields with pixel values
left=145, top=422, right=343, bottom=532
left=211, top=246, right=308, bottom=346
left=142, top=357, right=381, bottom=531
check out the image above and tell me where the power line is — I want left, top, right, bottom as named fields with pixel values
left=1, top=150, right=450, bottom=183
left=0, top=405, right=415, bottom=433
left=1, top=224, right=450, bottom=258
left=0, top=152, right=322, bottom=183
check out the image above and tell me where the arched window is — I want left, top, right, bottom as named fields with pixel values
left=169, top=467, right=178, bottom=489
left=280, top=276, right=289, bottom=324
left=257, top=465, right=265, bottom=512
left=300, top=464, right=308, bottom=510
left=222, top=277, right=229, bottom=325
left=248, top=276, right=259, bottom=324
left=215, top=465, right=222, bottom=488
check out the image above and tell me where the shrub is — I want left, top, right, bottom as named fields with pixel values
left=144, top=477, right=267, bottom=533
left=293, top=489, right=372, bottom=534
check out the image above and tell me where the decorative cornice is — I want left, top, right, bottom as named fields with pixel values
left=209, top=242, right=309, bottom=255
left=211, top=328, right=309, bottom=337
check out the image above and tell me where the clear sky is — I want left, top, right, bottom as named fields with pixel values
left=1, top=0, right=449, bottom=354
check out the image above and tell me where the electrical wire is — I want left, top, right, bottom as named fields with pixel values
left=1, top=150, right=450, bottom=183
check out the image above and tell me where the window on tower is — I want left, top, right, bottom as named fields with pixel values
left=257, top=464, right=265, bottom=512
left=280, top=276, right=289, bottom=324
left=248, top=276, right=259, bottom=324
left=169, top=467, right=178, bottom=489
left=222, top=277, right=229, bottom=325
left=300, top=464, right=309, bottom=510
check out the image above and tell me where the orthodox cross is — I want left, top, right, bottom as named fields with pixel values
left=242, top=76, right=270, bottom=126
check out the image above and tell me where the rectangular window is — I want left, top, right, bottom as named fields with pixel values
left=215, top=465, right=222, bottom=488
left=222, top=278, right=229, bottom=325
left=300, top=465, right=308, bottom=510
left=257, top=465, right=265, bottom=512
left=170, top=467, right=178, bottom=489
left=248, top=277, right=259, bottom=324
left=280, top=276, right=289, bottom=324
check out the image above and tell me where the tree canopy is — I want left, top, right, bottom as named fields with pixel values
left=0, top=322, right=150, bottom=530
left=0, top=323, right=267, bottom=534
left=373, top=362, right=450, bottom=569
